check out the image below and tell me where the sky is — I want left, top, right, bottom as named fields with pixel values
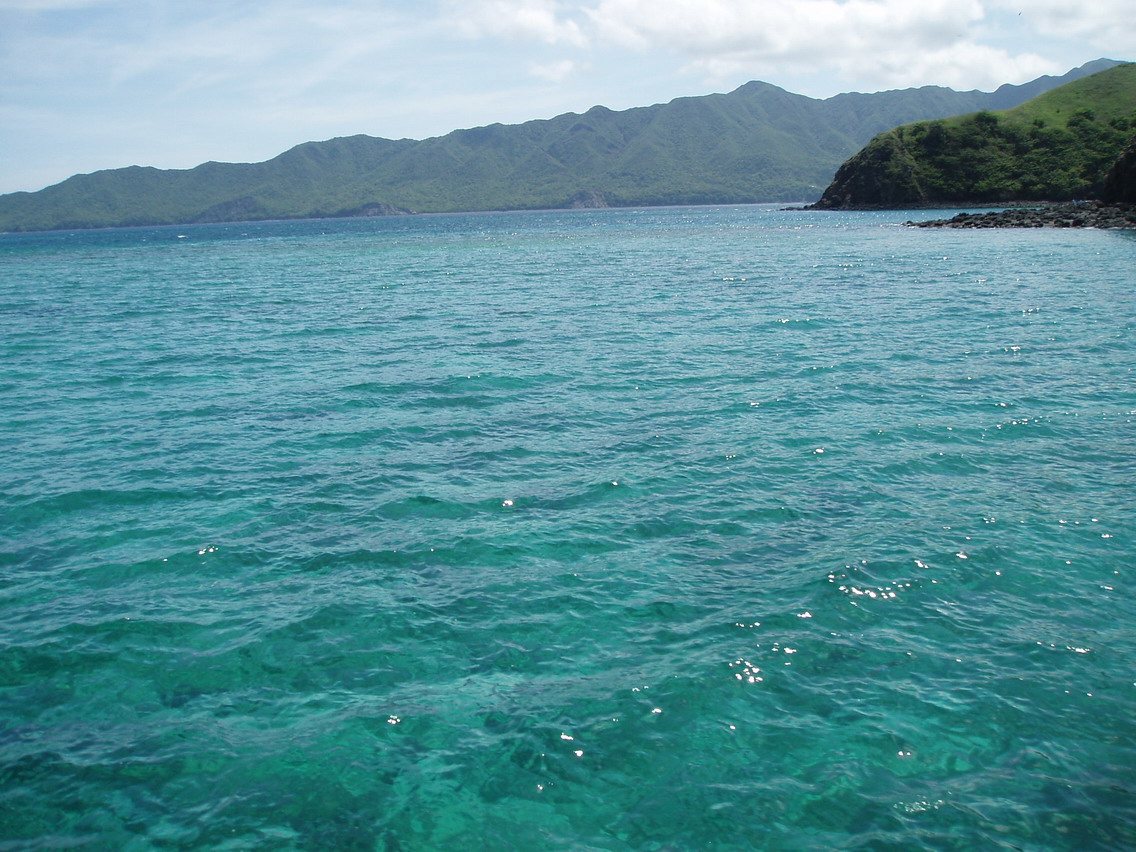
left=1, top=0, right=1132, bottom=195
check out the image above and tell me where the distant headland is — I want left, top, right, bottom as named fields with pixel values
left=808, top=63, right=1136, bottom=228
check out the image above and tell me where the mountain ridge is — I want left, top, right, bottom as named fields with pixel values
left=0, top=59, right=1123, bottom=232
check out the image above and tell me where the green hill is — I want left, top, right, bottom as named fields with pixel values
left=0, top=60, right=1123, bottom=232
left=814, top=63, right=1136, bottom=208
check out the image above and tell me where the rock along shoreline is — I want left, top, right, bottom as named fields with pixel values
left=908, top=201, right=1136, bottom=229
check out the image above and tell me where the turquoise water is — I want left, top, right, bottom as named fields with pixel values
left=1, top=205, right=1134, bottom=850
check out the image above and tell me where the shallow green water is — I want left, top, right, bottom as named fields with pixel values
left=1, top=206, right=1134, bottom=850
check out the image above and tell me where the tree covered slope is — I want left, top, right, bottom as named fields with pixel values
left=814, top=63, right=1136, bottom=208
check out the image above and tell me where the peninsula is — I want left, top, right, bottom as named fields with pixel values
left=810, top=62, right=1136, bottom=226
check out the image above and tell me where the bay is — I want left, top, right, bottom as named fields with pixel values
left=1, top=205, right=1134, bottom=850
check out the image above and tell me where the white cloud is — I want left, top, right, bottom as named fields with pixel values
left=584, top=0, right=986, bottom=54
left=840, top=42, right=1055, bottom=93
left=448, top=0, right=587, bottom=46
left=529, top=58, right=579, bottom=81
left=438, top=0, right=1127, bottom=92
left=567, top=0, right=1056, bottom=96
left=989, top=0, right=1136, bottom=50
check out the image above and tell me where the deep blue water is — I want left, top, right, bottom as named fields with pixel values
left=1, top=205, right=1134, bottom=851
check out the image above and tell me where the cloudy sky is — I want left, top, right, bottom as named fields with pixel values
left=1, top=0, right=1131, bottom=194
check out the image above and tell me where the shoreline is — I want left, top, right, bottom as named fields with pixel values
left=907, top=201, right=1136, bottom=229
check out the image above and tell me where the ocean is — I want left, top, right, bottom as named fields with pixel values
left=1, top=205, right=1134, bottom=850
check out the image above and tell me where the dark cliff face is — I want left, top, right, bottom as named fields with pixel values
left=1103, top=139, right=1136, bottom=203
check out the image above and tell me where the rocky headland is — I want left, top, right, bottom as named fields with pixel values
left=908, top=201, right=1136, bottom=229
left=808, top=63, right=1136, bottom=227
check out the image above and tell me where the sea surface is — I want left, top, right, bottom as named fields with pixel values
left=1, top=205, right=1134, bottom=851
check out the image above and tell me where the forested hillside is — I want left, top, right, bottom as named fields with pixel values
left=814, top=63, right=1136, bottom=208
left=0, top=60, right=1121, bottom=231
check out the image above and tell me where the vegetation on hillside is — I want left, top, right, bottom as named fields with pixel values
left=0, top=60, right=1123, bottom=232
left=815, top=63, right=1136, bottom=208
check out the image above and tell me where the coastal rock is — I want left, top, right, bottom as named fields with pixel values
left=908, top=201, right=1136, bottom=229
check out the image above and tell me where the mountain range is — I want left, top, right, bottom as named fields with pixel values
left=0, top=59, right=1122, bottom=232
